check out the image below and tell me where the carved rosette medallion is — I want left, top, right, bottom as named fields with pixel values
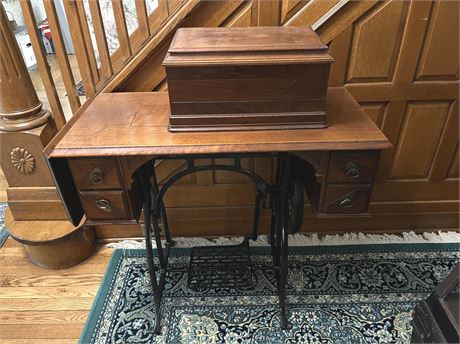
left=10, top=147, right=35, bottom=174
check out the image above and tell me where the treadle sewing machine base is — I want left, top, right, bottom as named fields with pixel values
left=134, top=152, right=302, bottom=333
left=44, top=88, right=391, bottom=335
left=188, top=241, right=252, bottom=290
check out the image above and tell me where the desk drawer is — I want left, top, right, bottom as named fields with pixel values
left=322, top=184, right=372, bottom=214
left=69, top=158, right=122, bottom=190
left=327, top=151, right=379, bottom=183
left=79, top=190, right=130, bottom=220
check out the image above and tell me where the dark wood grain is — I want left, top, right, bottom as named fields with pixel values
left=169, top=112, right=326, bottom=131
left=169, top=99, right=325, bottom=116
left=411, top=264, right=460, bottom=343
left=168, top=78, right=327, bottom=102
left=164, top=27, right=332, bottom=130
left=327, top=151, right=380, bottom=183
left=301, top=150, right=377, bottom=218
left=68, top=158, right=123, bottom=190
left=165, top=64, right=331, bottom=80
left=323, top=184, right=372, bottom=214
left=79, top=190, right=130, bottom=220
left=169, top=27, right=328, bottom=53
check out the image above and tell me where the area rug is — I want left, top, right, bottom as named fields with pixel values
left=0, top=203, right=8, bottom=248
left=80, top=243, right=459, bottom=343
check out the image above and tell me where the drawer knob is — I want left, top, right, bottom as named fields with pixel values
left=89, top=168, right=104, bottom=184
left=339, top=197, right=353, bottom=208
left=95, top=198, right=112, bottom=213
left=345, top=162, right=360, bottom=179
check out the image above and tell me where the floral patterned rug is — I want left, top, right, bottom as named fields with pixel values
left=80, top=243, right=460, bottom=343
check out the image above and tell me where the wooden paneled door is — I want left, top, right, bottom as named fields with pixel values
left=97, top=0, right=459, bottom=239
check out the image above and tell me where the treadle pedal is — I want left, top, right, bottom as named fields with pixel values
left=187, top=242, right=252, bottom=290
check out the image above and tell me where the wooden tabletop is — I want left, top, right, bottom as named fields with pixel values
left=47, top=87, right=391, bottom=158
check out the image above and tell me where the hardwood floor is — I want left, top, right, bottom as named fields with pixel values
left=0, top=238, right=112, bottom=343
left=0, top=169, right=7, bottom=203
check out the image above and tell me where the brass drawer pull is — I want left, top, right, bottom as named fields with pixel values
left=95, top=198, right=112, bottom=213
left=344, top=161, right=360, bottom=179
left=339, top=197, right=353, bottom=208
left=89, top=168, right=104, bottom=184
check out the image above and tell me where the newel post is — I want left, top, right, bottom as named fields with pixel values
left=0, top=4, right=95, bottom=269
left=0, top=6, right=51, bottom=131
left=0, top=3, right=58, bottom=210
left=0, top=10, right=51, bottom=131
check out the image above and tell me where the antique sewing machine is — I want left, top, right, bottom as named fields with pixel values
left=44, top=27, right=391, bottom=333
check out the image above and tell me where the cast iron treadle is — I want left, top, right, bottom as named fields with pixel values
left=188, top=242, right=252, bottom=290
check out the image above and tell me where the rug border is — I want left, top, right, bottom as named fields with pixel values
left=0, top=228, right=8, bottom=248
left=79, top=250, right=126, bottom=344
left=0, top=203, right=8, bottom=249
left=79, top=242, right=459, bottom=342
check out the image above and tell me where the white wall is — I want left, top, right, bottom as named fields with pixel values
left=2, top=0, right=47, bottom=27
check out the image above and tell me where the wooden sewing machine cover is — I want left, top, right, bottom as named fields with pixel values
left=164, top=27, right=334, bottom=132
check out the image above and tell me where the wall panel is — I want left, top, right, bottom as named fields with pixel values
left=346, top=0, right=408, bottom=83
left=360, top=102, right=387, bottom=128
left=389, top=101, right=450, bottom=179
left=447, top=145, right=459, bottom=179
left=415, top=1, right=459, bottom=81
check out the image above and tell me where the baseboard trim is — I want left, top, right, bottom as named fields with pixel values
left=94, top=211, right=459, bottom=239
